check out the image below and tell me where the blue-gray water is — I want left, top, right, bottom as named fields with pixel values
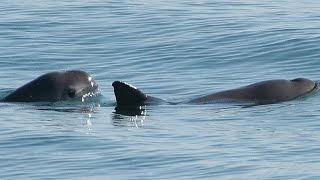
left=1, top=1, right=320, bottom=179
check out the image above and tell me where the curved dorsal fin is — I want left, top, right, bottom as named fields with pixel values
left=112, top=81, right=148, bottom=107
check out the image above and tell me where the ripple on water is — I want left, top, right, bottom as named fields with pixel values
left=1, top=0, right=320, bottom=179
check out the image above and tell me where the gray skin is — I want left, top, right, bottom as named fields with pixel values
left=112, top=78, right=317, bottom=108
left=189, top=78, right=317, bottom=104
left=2, top=70, right=99, bottom=102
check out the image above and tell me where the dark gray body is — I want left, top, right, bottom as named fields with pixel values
left=112, top=78, right=317, bottom=109
left=2, top=70, right=99, bottom=102
left=189, top=78, right=316, bottom=104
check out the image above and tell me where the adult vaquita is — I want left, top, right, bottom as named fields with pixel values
left=1, top=70, right=100, bottom=102
left=112, top=78, right=318, bottom=110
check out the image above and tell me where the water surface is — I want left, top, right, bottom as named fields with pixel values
left=1, top=0, right=320, bottom=179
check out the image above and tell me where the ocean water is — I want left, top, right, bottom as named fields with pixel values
left=1, top=0, right=320, bottom=179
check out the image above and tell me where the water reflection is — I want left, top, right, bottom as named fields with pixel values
left=114, top=105, right=147, bottom=116
left=112, top=106, right=147, bottom=127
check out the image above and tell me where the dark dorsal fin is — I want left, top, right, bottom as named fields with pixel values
left=112, top=81, right=148, bottom=107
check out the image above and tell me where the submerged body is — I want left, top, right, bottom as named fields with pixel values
left=112, top=78, right=317, bottom=109
left=2, top=70, right=99, bottom=102
left=189, top=78, right=317, bottom=104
